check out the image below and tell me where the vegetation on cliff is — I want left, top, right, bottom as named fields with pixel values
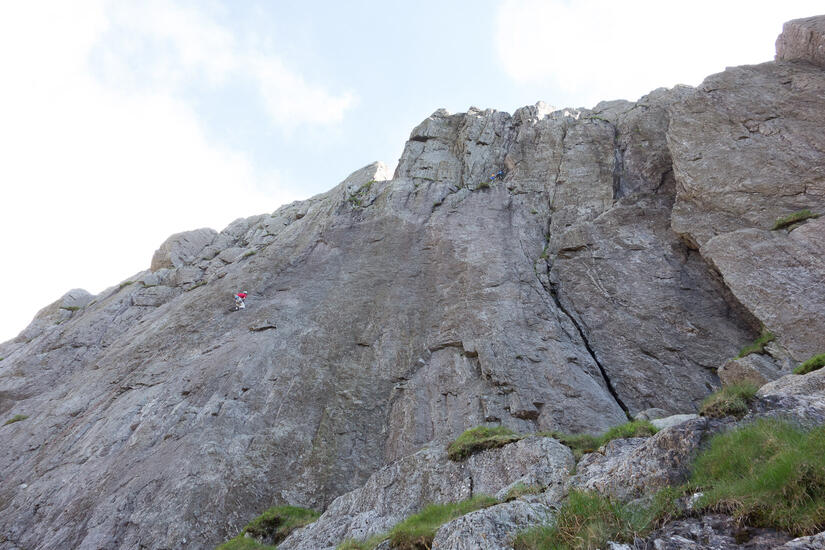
left=216, top=505, right=319, bottom=550
left=794, top=353, right=825, bottom=375
left=446, top=426, right=521, bottom=460
left=699, top=382, right=758, bottom=418
left=692, top=418, right=825, bottom=536
left=516, top=418, right=825, bottom=547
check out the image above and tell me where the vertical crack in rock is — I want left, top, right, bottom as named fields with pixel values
left=541, top=265, right=632, bottom=420
left=540, top=125, right=632, bottom=419
left=611, top=123, right=626, bottom=200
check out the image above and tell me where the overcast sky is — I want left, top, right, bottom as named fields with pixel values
left=0, top=1, right=821, bottom=342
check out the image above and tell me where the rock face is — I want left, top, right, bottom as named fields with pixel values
left=1, top=15, right=824, bottom=550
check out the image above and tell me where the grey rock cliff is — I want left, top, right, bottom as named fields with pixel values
left=1, top=15, right=824, bottom=550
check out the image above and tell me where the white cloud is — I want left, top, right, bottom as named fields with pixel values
left=0, top=1, right=332, bottom=342
left=100, top=1, right=356, bottom=129
left=495, top=0, right=824, bottom=106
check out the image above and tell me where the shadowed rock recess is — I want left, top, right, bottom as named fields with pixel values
left=2, top=15, right=825, bottom=550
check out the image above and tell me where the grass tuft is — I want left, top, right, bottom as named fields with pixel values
left=513, top=490, right=648, bottom=550
left=736, top=330, right=775, bottom=358
left=388, top=495, right=498, bottom=550
left=540, top=420, right=657, bottom=460
left=3, top=414, right=28, bottom=426
left=446, top=426, right=522, bottom=461
left=336, top=534, right=388, bottom=550
left=772, top=209, right=819, bottom=230
left=215, top=536, right=276, bottom=550
left=503, top=483, right=543, bottom=502
left=185, top=281, right=207, bottom=292
left=216, top=505, right=319, bottom=549
left=793, top=353, right=825, bottom=375
left=601, top=420, right=658, bottom=441
left=699, top=382, right=758, bottom=418
left=691, top=418, right=825, bottom=536
left=60, top=306, right=81, bottom=312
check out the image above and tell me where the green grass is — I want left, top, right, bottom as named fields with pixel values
left=512, top=490, right=648, bottom=550
left=772, top=209, right=819, bottom=230
left=691, top=418, right=825, bottom=536
left=600, top=420, right=658, bottom=441
left=699, top=382, right=758, bottom=418
left=503, top=483, right=543, bottom=502
left=242, top=250, right=257, bottom=258
left=737, top=330, right=775, bottom=358
left=3, top=414, right=28, bottom=426
left=215, top=536, right=277, bottom=550
left=185, top=281, right=207, bottom=292
left=60, top=306, right=81, bottom=311
left=388, top=495, right=498, bottom=549
left=512, top=486, right=691, bottom=550
left=794, top=353, right=825, bottom=375
left=515, top=420, right=825, bottom=547
left=118, top=280, right=135, bottom=289
left=336, top=534, right=388, bottom=550
left=476, top=180, right=492, bottom=190
left=216, top=505, right=319, bottom=549
left=540, top=420, right=658, bottom=460
left=446, top=426, right=522, bottom=461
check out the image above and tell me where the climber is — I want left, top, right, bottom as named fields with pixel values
left=233, top=291, right=248, bottom=310
left=488, top=169, right=506, bottom=182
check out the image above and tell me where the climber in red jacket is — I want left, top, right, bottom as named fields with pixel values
left=234, top=291, right=248, bottom=310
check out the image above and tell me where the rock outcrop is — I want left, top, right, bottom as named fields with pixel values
left=1, top=14, right=824, bottom=550
left=776, top=16, right=825, bottom=68
left=570, top=418, right=708, bottom=501
left=279, top=437, right=572, bottom=550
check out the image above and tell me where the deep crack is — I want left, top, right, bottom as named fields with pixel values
left=543, top=271, right=632, bottom=420
left=539, top=130, right=632, bottom=419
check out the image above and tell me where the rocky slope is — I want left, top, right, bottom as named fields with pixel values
left=1, top=15, right=824, bottom=550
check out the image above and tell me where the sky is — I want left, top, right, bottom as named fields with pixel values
left=0, top=0, right=821, bottom=343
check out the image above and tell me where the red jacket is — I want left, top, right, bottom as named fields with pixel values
left=236, top=293, right=247, bottom=300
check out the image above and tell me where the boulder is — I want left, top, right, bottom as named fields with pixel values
left=756, top=367, right=825, bottom=424
left=779, top=531, right=825, bottom=549
left=59, top=288, right=93, bottom=310
left=635, top=408, right=670, bottom=421
left=571, top=418, right=708, bottom=501
left=669, top=61, right=825, bottom=247
left=150, top=227, right=217, bottom=271
left=718, top=353, right=789, bottom=387
left=702, top=219, right=825, bottom=362
left=431, top=496, right=557, bottom=550
left=776, top=16, right=825, bottom=68
left=651, top=414, right=699, bottom=431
